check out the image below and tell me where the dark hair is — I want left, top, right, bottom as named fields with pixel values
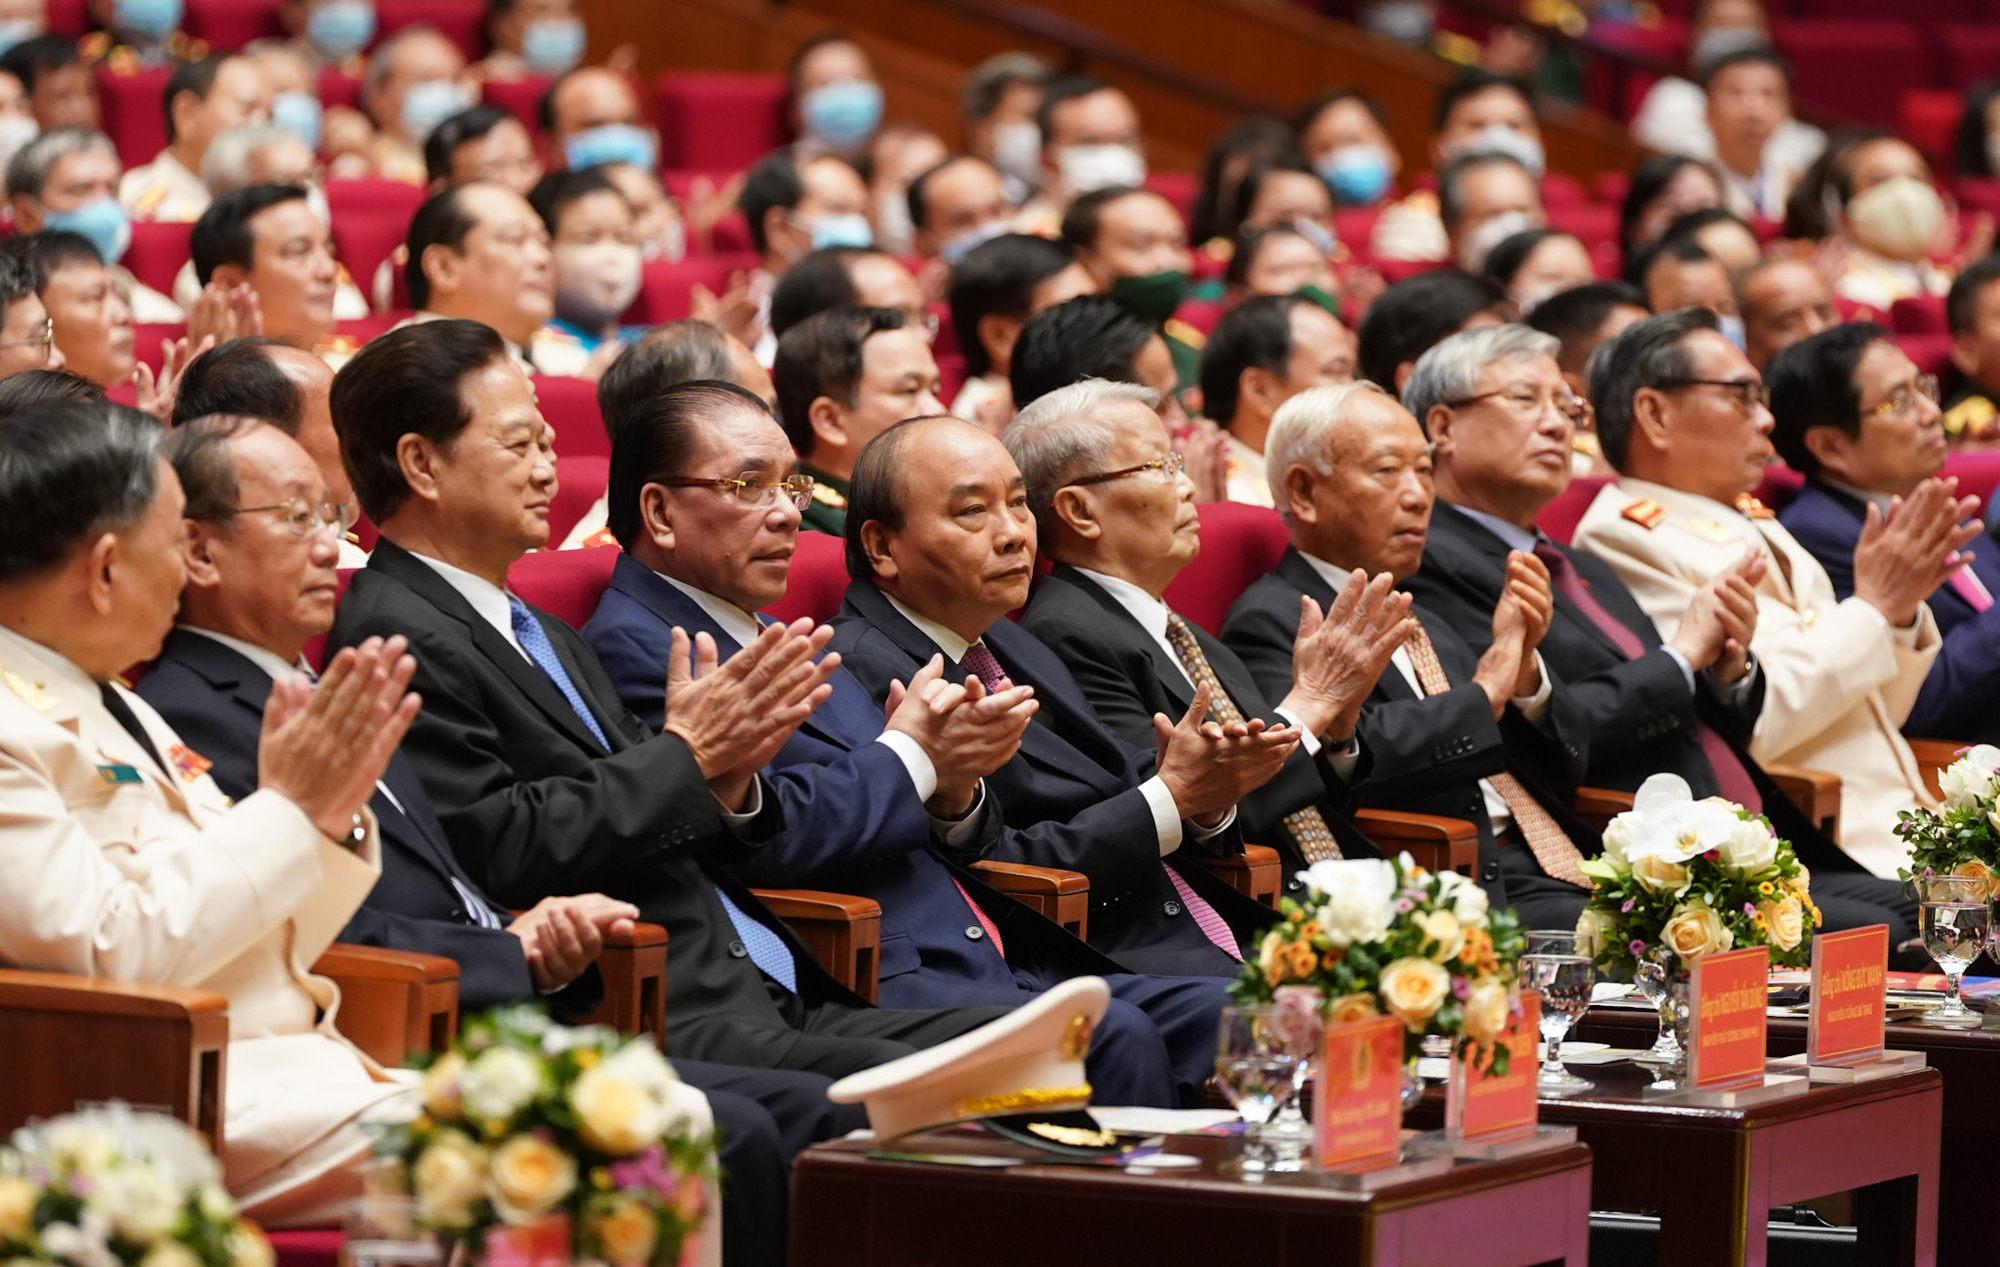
left=190, top=184, right=308, bottom=285
left=24, top=228, right=104, bottom=278
left=1224, top=153, right=1318, bottom=233
left=598, top=320, right=737, bottom=444
left=736, top=151, right=805, bottom=256
left=1765, top=321, right=1887, bottom=477
left=1631, top=235, right=1715, bottom=294
left=163, top=54, right=231, bottom=145
left=1699, top=46, right=1793, bottom=94
left=1200, top=294, right=1303, bottom=425
left=0, top=401, right=161, bottom=581
left=1947, top=253, right=2000, bottom=337
left=843, top=415, right=928, bottom=579
left=1658, top=206, right=1755, bottom=252
left=771, top=306, right=907, bottom=458
left=605, top=380, right=772, bottom=551
left=1059, top=185, right=1155, bottom=255
left=1433, top=67, right=1536, bottom=134
left=947, top=232, right=1072, bottom=378
left=404, top=185, right=480, bottom=311
left=0, top=369, right=103, bottom=414
left=526, top=165, right=625, bottom=236
left=171, top=336, right=305, bottom=432
left=1587, top=307, right=1720, bottom=470
left=1481, top=226, right=1567, bottom=289
left=769, top=246, right=873, bottom=339
left=784, top=30, right=862, bottom=103
left=960, top=52, right=1052, bottom=124
left=1525, top=280, right=1649, bottom=371
left=163, top=413, right=264, bottom=524
left=1781, top=128, right=1890, bottom=240
left=1292, top=87, right=1389, bottom=141
left=1190, top=115, right=1293, bottom=245
left=1437, top=152, right=1531, bottom=232
left=905, top=153, right=997, bottom=237
left=1355, top=269, right=1509, bottom=389
left=1009, top=294, right=1156, bottom=408
left=424, top=103, right=515, bottom=185
left=0, top=246, right=37, bottom=315
left=1223, top=223, right=1314, bottom=289
left=0, top=36, right=81, bottom=98
left=329, top=319, right=510, bottom=523
left=1956, top=82, right=2000, bottom=180
left=1034, top=75, right=1113, bottom=142
left=1619, top=154, right=1721, bottom=255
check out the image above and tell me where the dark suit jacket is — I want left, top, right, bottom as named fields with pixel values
left=1220, top=546, right=1599, bottom=905
left=327, top=538, right=870, bottom=1063
left=1017, top=564, right=1380, bottom=896
left=1782, top=479, right=2000, bottom=744
left=828, top=576, right=1280, bottom=978
left=581, top=554, right=1130, bottom=1007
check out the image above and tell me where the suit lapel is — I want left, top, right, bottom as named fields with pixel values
left=1052, top=565, right=1196, bottom=713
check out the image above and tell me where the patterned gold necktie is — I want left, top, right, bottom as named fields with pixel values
left=1401, top=618, right=1593, bottom=889
left=1163, top=612, right=1343, bottom=864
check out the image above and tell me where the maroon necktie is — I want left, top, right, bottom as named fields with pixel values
left=1531, top=542, right=1760, bottom=812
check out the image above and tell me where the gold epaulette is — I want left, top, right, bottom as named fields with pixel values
left=1572, top=431, right=1601, bottom=457
left=1432, top=30, right=1480, bottom=64
left=579, top=526, right=617, bottom=550
left=315, top=334, right=359, bottom=358
left=1735, top=493, right=1775, bottom=519
left=1943, top=394, right=1997, bottom=439
left=79, top=31, right=111, bottom=62
left=1621, top=499, right=1665, bottom=529
left=1162, top=317, right=1206, bottom=350
left=131, top=181, right=168, bottom=219
left=811, top=482, right=847, bottom=510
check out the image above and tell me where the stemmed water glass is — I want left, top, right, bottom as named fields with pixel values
left=1918, top=874, right=1989, bottom=1028
left=1214, top=1004, right=1314, bottom=1171
left=1521, top=950, right=1595, bottom=1093
left=1631, top=958, right=1684, bottom=1064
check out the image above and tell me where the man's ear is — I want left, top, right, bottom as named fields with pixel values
left=639, top=483, right=675, bottom=551
left=1630, top=387, right=1673, bottom=458
left=84, top=530, right=120, bottom=616
left=1425, top=403, right=1456, bottom=455
left=808, top=395, right=848, bottom=455
left=396, top=433, right=444, bottom=504
left=1800, top=425, right=1851, bottom=481
left=1281, top=464, right=1320, bottom=526
left=420, top=243, right=461, bottom=301
left=180, top=519, right=223, bottom=589
left=1238, top=366, right=1282, bottom=423
left=1050, top=486, right=1100, bottom=541
left=858, top=518, right=898, bottom=583
left=210, top=262, right=251, bottom=290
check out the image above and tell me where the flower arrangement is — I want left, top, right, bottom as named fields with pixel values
left=0, top=1103, right=274, bottom=1267
left=372, top=1006, right=715, bottom=1267
left=1228, top=852, right=1528, bottom=1071
left=1895, top=744, right=2000, bottom=894
left=1574, top=774, right=1819, bottom=977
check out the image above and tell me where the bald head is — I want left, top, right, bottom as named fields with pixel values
left=547, top=66, right=640, bottom=148
left=1266, top=383, right=1436, bottom=580
left=1737, top=256, right=1837, bottom=370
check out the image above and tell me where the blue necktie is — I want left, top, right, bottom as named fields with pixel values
left=713, top=889, right=797, bottom=991
left=508, top=596, right=611, bottom=751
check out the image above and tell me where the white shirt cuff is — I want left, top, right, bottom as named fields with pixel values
left=1324, top=734, right=1362, bottom=781
left=874, top=729, right=939, bottom=802
left=1510, top=651, right=1553, bottom=722
left=1141, top=775, right=1184, bottom=855
left=1274, top=707, right=1321, bottom=757
left=718, top=776, right=764, bottom=825
left=931, top=781, right=989, bottom=848
left=1661, top=645, right=1696, bottom=694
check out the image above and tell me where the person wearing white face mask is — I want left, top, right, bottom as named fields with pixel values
left=960, top=51, right=1051, bottom=206
left=735, top=149, right=874, bottom=365
left=1826, top=135, right=1957, bottom=313
left=530, top=167, right=646, bottom=377
left=1438, top=151, right=1545, bottom=275
left=1019, top=74, right=1145, bottom=231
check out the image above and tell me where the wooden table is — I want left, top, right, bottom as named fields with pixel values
left=1409, top=1056, right=1940, bottom=1267
left=789, top=1131, right=1593, bottom=1266
left=1578, top=1006, right=1980, bottom=1264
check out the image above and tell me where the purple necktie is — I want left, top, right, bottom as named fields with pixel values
left=959, top=641, right=1013, bottom=692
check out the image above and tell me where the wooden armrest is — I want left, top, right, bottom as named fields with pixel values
left=1906, top=737, right=1970, bottom=802
left=969, top=861, right=1090, bottom=940
left=1352, top=809, right=1480, bottom=875
left=1197, top=844, right=1283, bottom=908
left=588, top=921, right=667, bottom=1045
left=313, top=944, right=459, bottom=1069
left=1764, top=764, right=1842, bottom=843
left=1572, top=786, right=1635, bottom=834
left=748, top=889, right=882, bottom=1005
left=0, top=969, right=227, bottom=1149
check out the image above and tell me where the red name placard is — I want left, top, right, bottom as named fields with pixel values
left=1808, top=924, right=1889, bottom=1066
left=1315, top=1013, right=1405, bottom=1169
left=1688, top=945, right=1768, bottom=1088
left=1447, top=992, right=1539, bottom=1140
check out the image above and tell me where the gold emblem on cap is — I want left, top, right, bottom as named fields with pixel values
left=1026, top=1121, right=1116, bottom=1148
left=949, top=1084, right=1093, bottom=1119
left=1058, top=1013, right=1092, bottom=1061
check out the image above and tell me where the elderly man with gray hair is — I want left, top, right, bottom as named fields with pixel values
left=1220, top=379, right=1601, bottom=928
left=7, top=128, right=183, bottom=321
left=1009, top=377, right=1407, bottom=896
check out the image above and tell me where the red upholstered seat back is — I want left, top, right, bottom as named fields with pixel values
left=96, top=65, right=171, bottom=168
left=763, top=531, right=849, bottom=625
left=1162, top=501, right=1289, bottom=637
left=509, top=544, right=620, bottom=629
left=1944, top=451, right=2000, bottom=519
left=1536, top=475, right=1614, bottom=545
left=1752, top=464, right=1805, bottom=514
left=374, top=0, right=486, bottom=59
left=185, top=0, right=285, bottom=49
left=534, top=375, right=607, bottom=459
left=548, top=455, right=608, bottom=545
left=655, top=73, right=788, bottom=171
left=126, top=221, right=193, bottom=296
left=481, top=76, right=552, bottom=135
left=631, top=254, right=760, bottom=325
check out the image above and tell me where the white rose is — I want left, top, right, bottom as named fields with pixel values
left=1940, top=746, right=2000, bottom=810
left=1630, top=853, right=1692, bottom=896
left=1451, top=881, right=1489, bottom=926
left=137, top=1243, right=201, bottom=1267
left=227, top=1227, right=274, bottom=1267
left=1413, top=909, right=1464, bottom=962
left=570, top=1068, right=670, bottom=1156
left=89, top=1165, right=182, bottom=1245
left=1304, top=858, right=1399, bottom=947
left=421, top=1051, right=467, bottom=1122
left=411, top=1132, right=487, bottom=1229
left=1378, top=957, right=1451, bottom=1031
left=599, top=1042, right=679, bottom=1103
left=458, top=1046, right=546, bottom=1125
left=1460, top=979, right=1510, bottom=1047
left=1717, top=817, right=1779, bottom=876
left=1574, top=906, right=1613, bottom=959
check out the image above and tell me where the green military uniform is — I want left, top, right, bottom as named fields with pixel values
left=801, top=468, right=849, bottom=536
left=1942, top=384, right=2000, bottom=444
left=1162, top=317, right=1206, bottom=416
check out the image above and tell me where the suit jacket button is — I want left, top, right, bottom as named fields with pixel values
left=965, top=925, right=984, bottom=940
left=1164, top=900, right=1182, bottom=916
left=728, top=941, right=748, bottom=958
left=1482, top=863, right=1500, bottom=881
left=448, top=907, right=464, bottom=920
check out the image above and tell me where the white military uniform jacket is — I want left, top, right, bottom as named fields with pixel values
left=1572, top=477, right=1940, bottom=878
left=118, top=148, right=210, bottom=223
left=0, top=623, right=406, bottom=1221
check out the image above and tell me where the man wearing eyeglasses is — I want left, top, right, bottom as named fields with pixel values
left=1574, top=308, right=1969, bottom=878
left=0, top=249, right=64, bottom=380
left=1767, top=321, right=2000, bottom=749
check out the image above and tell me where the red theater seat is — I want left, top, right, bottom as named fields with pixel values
left=1939, top=23, right=2000, bottom=92
left=317, top=66, right=362, bottom=112
left=1161, top=502, right=1289, bottom=637
left=1752, top=464, right=1805, bottom=514
left=96, top=64, right=171, bottom=169
left=1897, top=333, right=1954, bottom=378
left=631, top=254, right=760, bottom=325
left=185, top=0, right=284, bottom=50
left=46, top=0, right=85, bottom=35
left=268, top=1228, right=343, bottom=1267
left=534, top=375, right=607, bottom=459
left=549, top=454, right=608, bottom=545
left=328, top=217, right=414, bottom=310
left=655, top=73, right=788, bottom=172
left=1546, top=203, right=1621, bottom=278
left=1144, top=171, right=1199, bottom=227
left=763, top=531, right=849, bottom=626
left=509, top=544, right=620, bottom=628
left=1944, top=451, right=2000, bottom=518
left=132, top=323, right=189, bottom=373
left=1891, top=294, right=1949, bottom=335
left=1901, top=90, right=1964, bottom=173
left=124, top=221, right=193, bottom=298
left=1536, top=475, right=1614, bottom=545
left=480, top=76, right=551, bottom=136
left=1771, top=20, right=1931, bottom=130
left=325, top=179, right=428, bottom=225
left=374, top=0, right=486, bottom=60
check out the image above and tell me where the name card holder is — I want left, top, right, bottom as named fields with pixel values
left=1310, top=1014, right=1455, bottom=1190
left=1647, top=946, right=1806, bottom=1106
left=1768, top=924, right=1926, bottom=1084
left=1415, top=993, right=1575, bottom=1161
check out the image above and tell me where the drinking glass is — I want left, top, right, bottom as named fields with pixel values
left=1523, top=929, right=1580, bottom=955
left=1918, top=874, right=1988, bottom=1028
left=342, top=1197, right=441, bottom=1267
left=1631, top=958, right=1682, bottom=1064
left=1521, top=952, right=1595, bottom=1093
left=1214, top=1004, right=1312, bottom=1171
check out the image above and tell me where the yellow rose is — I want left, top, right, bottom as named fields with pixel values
left=1460, top=979, right=1510, bottom=1048
left=1257, top=931, right=1286, bottom=986
left=1661, top=902, right=1734, bottom=962
left=1630, top=853, right=1692, bottom=897
left=137, top=1243, right=201, bottom=1267
left=422, top=1050, right=468, bottom=1123
left=1413, top=909, right=1464, bottom=962
left=1326, top=992, right=1378, bottom=1025
left=411, top=1131, right=487, bottom=1229
left=586, top=1195, right=658, bottom=1267
left=229, top=1226, right=275, bottom=1267
left=571, top=1067, right=671, bottom=1156
left=1758, top=894, right=1805, bottom=951
left=1574, top=907, right=1613, bottom=959
left=1953, top=858, right=1995, bottom=902
left=0, top=1176, right=35, bottom=1241
left=486, top=1135, right=577, bottom=1224
left=1378, top=956, right=1451, bottom=1032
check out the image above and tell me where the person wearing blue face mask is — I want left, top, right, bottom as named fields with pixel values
left=480, top=0, right=587, bottom=80
left=281, top=0, right=374, bottom=70
left=1295, top=88, right=1401, bottom=209
left=120, top=54, right=271, bottom=224
left=340, top=24, right=466, bottom=185
left=786, top=33, right=882, bottom=157
left=736, top=149, right=873, bottom=364
left=542, top=65, right=657, bottom=172
left=83, top=0, right=195, bottom=68
left=9, top=127, right=182, bottom=322
left=908, top=153, right=1013, bottom=272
